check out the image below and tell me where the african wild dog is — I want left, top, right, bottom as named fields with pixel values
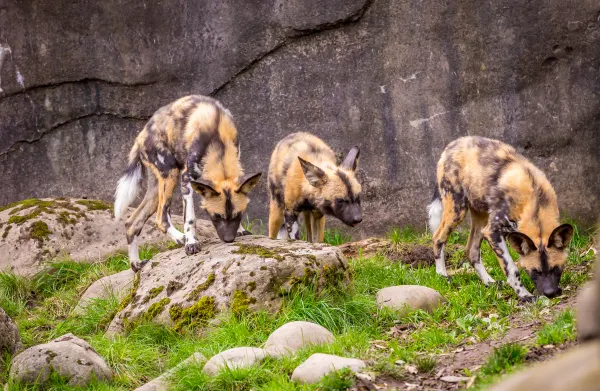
left=114, top=95, right=262, bottom=271
left=268, top=132, right=362, bottom=242
left=428, top=136, right=573, bottom=302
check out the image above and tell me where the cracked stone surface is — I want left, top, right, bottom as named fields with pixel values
left=1, top=0, right=599, bottom=233
left=9, top=333, right=112, bottom=386
left=0, top=197, right=216, bottom=276
left=107, top=235, right=349, bottom=335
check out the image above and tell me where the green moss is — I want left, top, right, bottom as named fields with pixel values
left=171, top=296, right=216, bottom=331
left=57, top=211, right=81, bottom=226
left=247, top=281, right=256, bottom=292
left=260, top=266, right=268, bottom=270
left=0, top=200, right=24, bottom=213
left=143, top=286, right=165, bottom=304
left=29, top=221, right=52, bottom=243
left=151, top=261, right=159, bottom=268
left=118, top=274, right=140, bottom=312
left=188, top=273, right=216, bottom=301
left=146, top=298, right=171, bottom=319
left=169, top=303, right=183, bottom=322
left=232, top=244, right=286, bottom=261
left=2, top=224, right=12, bottom=239
left=230, top=290, right=256, bottom=315
left=249, top=271, right=255, bottom=277
left=75, top=199, right=113, bottom=211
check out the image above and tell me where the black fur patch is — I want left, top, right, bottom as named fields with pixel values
left=269, top=177, right=284, bottom=207
left=224, top=190, right=233, bottom=220
left=539, top=245, right=549, bottom=273
left=337, top=170, right=356, bottom=201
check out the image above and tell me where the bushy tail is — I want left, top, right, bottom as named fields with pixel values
left=427, top=186, right=442, bottom=233
left=114, top=144, right=143, bottom=221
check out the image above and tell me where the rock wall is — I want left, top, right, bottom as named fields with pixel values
left=1, top=0, right=599, bottom=235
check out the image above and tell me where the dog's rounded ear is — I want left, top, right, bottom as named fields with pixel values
left=507, top=232, right=537, bottom=255
left=549, top=224, right=574, bottom=249
left=236, top=173, right=262, bottom=195
left=298, top=157, right=327, bottom=187
left=340, top=146, right=360, bottom=171
left=191, top=179, right=220, bottom=198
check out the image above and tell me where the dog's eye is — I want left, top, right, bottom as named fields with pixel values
left=214, top=214, right=223, bottom=220
left=530, top=269, right=540, bottom=279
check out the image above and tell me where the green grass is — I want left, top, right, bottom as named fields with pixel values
left=480, top=343, right=528, bottom=376
left=536, top=309, right=576, bottom=346
left=1, top=223, right=594, bottom=390
left=323, top=230, right=352, bottom=246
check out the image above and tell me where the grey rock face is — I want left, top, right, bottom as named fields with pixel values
left=9, top=333, right=112, bottom=386
left=291, top=353, right=366, bottom=384
left=1, top=0, right=599, bottom=235
left=264, top=321, right=334, bottom=357
left=107, top=235, right=349, bottom=334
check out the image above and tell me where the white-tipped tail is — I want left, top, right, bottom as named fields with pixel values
left=427, top=198, right=442, bottom=233
left=114, top=163, right=142, bottom=221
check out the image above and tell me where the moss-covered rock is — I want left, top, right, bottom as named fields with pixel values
left=232, top=244, right=287, bottom=261
left=171, top=297, right=216, bottom=331
left=188, top=273, right=215, bottom=301
left=28, top=221, right=52, bottom=244
left=231, top=290, right=256, bottom=315
left=75, top=200, right=113, bottom=211
left=146, top=298, right=171, bottom=319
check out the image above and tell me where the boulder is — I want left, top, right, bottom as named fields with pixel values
left=202, top=347, right=267, bottom=376
left=107, top=235, right=348, bottom=334
left=576, top=281, right=599, bottom=341
left=0, top=308, right=23, bottom=371
left=73, top=269, right=135, bottom=315
left=9, top=333, right=112, bottom=386
left=291, top=353, right=366, bottom=384
left=0, top=198, right=217, bottom=276
left=376, top=285, right=445, bottom=316
left=264, top=321, right=334, bottom=357
left=134, top=352, right=206, bottom=391
left=488, top=341, right=600, bottom=391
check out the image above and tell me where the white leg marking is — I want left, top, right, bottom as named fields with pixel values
left=498, top=239, right=533, bottom=299
left=473, top=259, right=495, bottom=285
left=427, top=199, right=442, bottom=233
left=128, top=235, right=141, bottom=263
left=166, top=214, right=185, bottom=244
left=183, top=184, right=197, bottom=244
left=290, top=221, right=300, bottom=240
left=436, top=243, right=448, bottom=277
left=277, top=225, right=289, bottom=240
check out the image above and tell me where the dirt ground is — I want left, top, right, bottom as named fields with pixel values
left=351, top=292, right=580, bottom=391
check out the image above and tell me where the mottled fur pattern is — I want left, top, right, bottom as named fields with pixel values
left=114, top=95, right=261, bottom=271
left=268, top=132, right=362, bottom=242
left=428, top=136, right=573, bottom=302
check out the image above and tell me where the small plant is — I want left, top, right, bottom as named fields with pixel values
left=415, top=355, right=436, bottom=373
left=481, top=343, right=528, bottom=376
left=537, top=309, right=575, bottom=345
left=242, top=216, right=265, bottom=235
left=324, top=229, right=352, bottom=246
left=388, top=227, right=419, bottom=244
left=318, top=367, right=355, bottom=391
